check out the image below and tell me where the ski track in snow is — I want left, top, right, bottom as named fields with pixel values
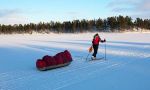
left=0, top=33, right=150, bottom=90
left=0, top=58, right=127, bottom=90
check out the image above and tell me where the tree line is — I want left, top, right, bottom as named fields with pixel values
left=0, top=15, right=150, bottom=34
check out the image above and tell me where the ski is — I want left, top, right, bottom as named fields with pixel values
left=87, top=57, right=104, bottom=61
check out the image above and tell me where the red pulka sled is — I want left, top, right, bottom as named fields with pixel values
left=36, top=50, right=72, bottom=71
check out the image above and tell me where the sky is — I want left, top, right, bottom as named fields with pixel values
left=0, top=0, right=150, bottom=25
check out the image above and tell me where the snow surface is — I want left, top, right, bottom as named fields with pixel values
left=0, top=32, right=150, bottom=90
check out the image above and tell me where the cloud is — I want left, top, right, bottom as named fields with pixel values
left=107, top=0, right=150, bottom=19
left=0, top=9, right=22, bottom=17
left=136, top=0, right=150, bottom=11
left=112, top=8, right=132, bottom=13
left=107, top=0, right=138, bottom=8
left=0, top=15, right=29, bottom=25
left=131, top=12, right=150, bottom=19
left=0, top=9, right=29, bottom=25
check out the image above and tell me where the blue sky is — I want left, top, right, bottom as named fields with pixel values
left=0, top=0, right=150, bottom=24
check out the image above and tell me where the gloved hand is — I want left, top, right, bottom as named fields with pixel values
left=104, top=39, right=106, bottom=42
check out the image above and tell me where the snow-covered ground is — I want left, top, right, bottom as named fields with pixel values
left=0, top=32, right=150, bottom=90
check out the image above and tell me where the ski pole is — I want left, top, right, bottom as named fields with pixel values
left=86, top=53, right=90, bottom=61
left=105, top=41, right=106, bottom=60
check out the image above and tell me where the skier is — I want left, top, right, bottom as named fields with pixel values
left=91, top=33, right=106, bottom=60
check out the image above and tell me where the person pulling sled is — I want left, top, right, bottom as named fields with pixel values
left=91, top=33, right=106, bottom=60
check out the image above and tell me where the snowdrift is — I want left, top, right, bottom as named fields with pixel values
left=36, top=50, right=72, bottom=71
